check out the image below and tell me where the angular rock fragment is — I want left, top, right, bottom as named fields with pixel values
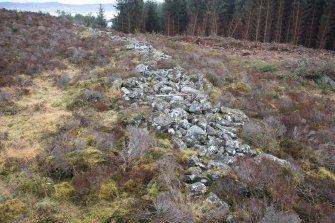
left=189, top=182, right=207, bottom=196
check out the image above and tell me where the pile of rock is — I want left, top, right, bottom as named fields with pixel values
left=95, top=30, right=255, bottom=197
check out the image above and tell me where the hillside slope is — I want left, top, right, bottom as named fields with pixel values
left=0, top=9, right=335, bottom=223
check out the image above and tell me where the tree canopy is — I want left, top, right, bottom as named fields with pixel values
left=112, top=0, right=335, bottom=50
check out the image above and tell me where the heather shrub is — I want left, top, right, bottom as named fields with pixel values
left=123, top=126, right=156, bottom=161
left=67, top=47, right=88, bottom=64
left=68, top=89, right=104, bottom=110
left=250, top=61, right=275, bottom=72
left=55, top=73, right=70, bottom=89
left=213, top=176, right=248, bottom=206
left=156, top=58, right=177, bottom=69
left=9, top=173, right=54, bottom=198
left=319, top=143, right=335, bottom=172
left=264, top=116, right=287, bottom=138
left=206, top=72, right=225, bottom=87
left=71, top=165, right=118, bottom=202
left=0, top=90, right=12, bottom=101
left=241, top=119, right=279, bottom=152
left=150, top=192, right=195, bottom=223
left=259, top=206, right=301, bottom=223
left=0, top=131, right=9, bottom=140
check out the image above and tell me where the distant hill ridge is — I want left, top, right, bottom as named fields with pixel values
left=0, top=2, right=116, bottom=18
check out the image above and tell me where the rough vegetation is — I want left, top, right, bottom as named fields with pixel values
left=0, top=8, right=335, bottom=223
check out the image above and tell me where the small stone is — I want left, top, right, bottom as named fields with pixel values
left=197, top=146, right=207, bottom=157
left=187, top=125, right=206, bottom=139
left=189, top=101, right=203, bottom=114
left=207, top=160, right=231, bottom=171
left=202, top=102, right=212, bottom=111
left=187, top=155, right=200, bottom=166
left=168, top=128, right=175, bottom=135
left=205, top=192, right=224, bottom=207
left=121, top=87, right=131, bottom=95
left=207, top=145, right=219, bottom=156
left=181, top=86, right=201, bottom=95
left=207, top=125, right=218, bottom=136
left=169, top=108, right=188, bottom=120
left=189, top=182, right=207, bottom=196
left=160, top=86, right=174, bottom=93
left=135, top=64, right=148, bottom=74
left=185, top=166, right=209, bottom=184
left=208, top=170, right=226, bottom=180
left=173, top=137, right=187, bottom=149
left=236, top=144, right=251, bottom=154
left=126, top=114, right=142, bottom=126
left=180, top=119, right=191, bottom=130
left=151, top=99, right=170, bottom=111
left=225, top=140, right=239, bottom=155
left=153, top=114, right=174, bottom=130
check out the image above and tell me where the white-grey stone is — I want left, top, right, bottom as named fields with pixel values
left=135, top=64, right=148, bottom=74
left=181, top=86, right=201, bottom=95
left=187, top=125, right=206, bottom=138
left=207, top=145, right=219, bottom=156
left=189, top=182, right=207, bottom=196
left=153, top=114, right=174, bottom=130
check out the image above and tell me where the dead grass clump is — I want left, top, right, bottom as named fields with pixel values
left=0, top=131, right=9, bottom=141
left=156, top=59, right=178, bottom=69
left=67, top=47, right=88, bottom=65
left=68, top=89, right=104, bottom=110
left=43, top=131, right=76, bottom=178
left=0, top=90, right=12, bottom=101
left=218, top=92, right=237, bottom=107
left=277, top=95, right=294, bottom=113
left=0, top=101, right=18, bottom=116
left=264, top=116, right=287, bottom=138
left=150, top=192, right=195, bottom=223
left=281, top=112, right=304, bottom=135
left=259, top=206, right=301, bottom=223
left=72, top=164, right=120, bottom=203
left=80, top=89, right=103, bottom=102
left=231, top=156, right=299, bottom=211
left=241, top=119, right=279, bottom=152
left=213, top=176, right=248, bottom=207
left=206, top=72, right=225, bottom=87
left=318, top=143, right=335, bottom=172
left=55, top=73, right=70, bottom=89
left=124, top=126, right=156, bottom=161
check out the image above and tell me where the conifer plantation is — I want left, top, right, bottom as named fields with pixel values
left=113, top=0, right=335, bottom=50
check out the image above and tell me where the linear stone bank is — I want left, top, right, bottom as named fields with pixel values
left=93, top=29, right=256, bottom=197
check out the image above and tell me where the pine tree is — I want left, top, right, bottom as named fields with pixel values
left=145, top=1, right=160, bottom=33
left=96, top=4, right=107, bottom=27
left=317, top=0, right=335, bottom=49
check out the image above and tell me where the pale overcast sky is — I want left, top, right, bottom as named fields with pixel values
left=0, top=0, right=163, bottom=4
